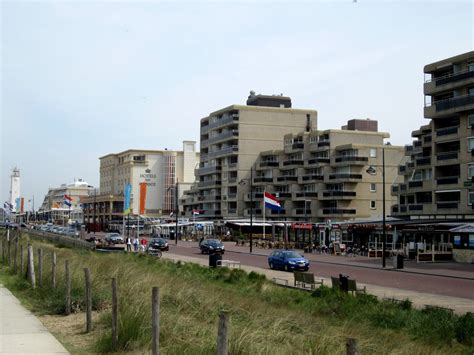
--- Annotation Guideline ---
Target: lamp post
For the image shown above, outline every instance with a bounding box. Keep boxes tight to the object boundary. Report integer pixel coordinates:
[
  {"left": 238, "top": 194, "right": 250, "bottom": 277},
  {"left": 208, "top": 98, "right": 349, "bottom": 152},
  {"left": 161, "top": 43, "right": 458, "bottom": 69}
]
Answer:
[
  {"left": 175, "top": 179, "right": 179, "bottom": 245},
  {"left": 239, "top": 167, "right": 253, "bottom": 253}
]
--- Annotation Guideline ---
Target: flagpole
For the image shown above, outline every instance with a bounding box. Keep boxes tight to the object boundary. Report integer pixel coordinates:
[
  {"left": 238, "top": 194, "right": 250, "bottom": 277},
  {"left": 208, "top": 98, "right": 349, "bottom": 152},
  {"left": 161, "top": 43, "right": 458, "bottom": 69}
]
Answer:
[{"left": 263, "top": 189, "right": 265, "bottom": 241}]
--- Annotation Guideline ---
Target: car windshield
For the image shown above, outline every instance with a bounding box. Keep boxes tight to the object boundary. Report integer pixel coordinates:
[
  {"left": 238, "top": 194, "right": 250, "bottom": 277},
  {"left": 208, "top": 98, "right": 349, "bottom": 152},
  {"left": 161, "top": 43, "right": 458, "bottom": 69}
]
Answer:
[
  {"left": 283, "top": 251, "right": 303, "bottom": 259},
  {"left": 151, "top": 239, "right": 165, "bottom": 244},
  {"left": 207, "top": 240, "right": 222, "bottom": 246}
]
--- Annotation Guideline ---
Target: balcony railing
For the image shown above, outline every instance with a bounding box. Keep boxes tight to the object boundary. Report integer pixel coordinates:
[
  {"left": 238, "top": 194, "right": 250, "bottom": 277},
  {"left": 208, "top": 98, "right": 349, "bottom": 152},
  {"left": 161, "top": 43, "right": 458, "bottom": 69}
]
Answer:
[
  {"left": 302, "top": 174, "right": 324, "bottom": 181},
  {"left": 276, "top": 176, "right": 298, "bottom": 182},
  {"left": 295, "top": 209, "right": 312, "bottom": 215},
  {"left": 259, "top": 161, "right": 279, "bottom": 168},
  {"left": 208, "top": 145, "right": 238, "bottom": 159},
  {"left": 275, "top": 192, "right": 292, "bottom": 198},
  {"left": 436, "top": 152, "right": 458, "bottom": 161},
  {"left": 322, "top": 208, "right": 356, "bottom": 215},
  {"left": 334, "top": 156, "right": 369, "bottom": 163},
  {"left": 436, "top": 126, "right": 458, "bottom": 137},
  {"left": 227, "top": 193, "right": 237, "bottom": 199},
  {"left": 208, "top": 113, "right": 239, "bottom": 129},
  {"left": 197, "top": 165, "right": 221, "bottom": 175},
  {"left": 328, "top": 173, "right": 362, "bottom": 180},
  {"left": 271, "top": 209, "right": 286, "bottom": 215},
  {"left": 416, "top": 157, "right": 431, "bottom": 166},
  {"left": 408, "top": 181, "right": 423, "bottom": 188},
  {"left": 198, "top": 180, "right": 222, "bottom": 188},
  {"left": 308, "top": 158, "right": 330, "bottom": 165},
  {"left": 408, "top": 204, "right": 424, "bottom": 211},
  {"left": 318, "top": 141, "right": 330, "bottom": 147},
  {"left": 432, "top": 94, "right": 474, "bottom": 112},
  {"left": 291, "top": 142, "right": 305, "bottom": 150},
  {"left": 436, "top": 176, "right": 459, "bottom": 185},
  {"left": 208, "top": 130, "right": 239, "bottom": 144},
  {"left": 432, "top": 69, "right": 474, "bottom": 86},
  {"left": 283, "top": 159, "right": 304, "bottom": 166},
  {"left": 423, "top": 135, "right": 432, "bottom": 144},
  {"left": 198, "top": 195, "right": 221, "bottom": 202},
  {"left": 437, "top": 202, "right": 459, "bottom": 209},
  {"left": 295, "top": 192, "right": 318, "bottom": 198},
  {"left": 253, "top": 177, "right": 273, "bottom": 183},
  {"left": 322, "top": 191, "right": 356, "bottom": 198}
]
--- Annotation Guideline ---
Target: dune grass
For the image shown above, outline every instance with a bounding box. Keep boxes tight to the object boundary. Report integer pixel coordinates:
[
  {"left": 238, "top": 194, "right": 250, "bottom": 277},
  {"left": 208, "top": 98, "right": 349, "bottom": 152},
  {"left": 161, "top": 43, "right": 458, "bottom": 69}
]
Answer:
[{"left": 0, "top": 231, "right": 473, "bottom": 354}]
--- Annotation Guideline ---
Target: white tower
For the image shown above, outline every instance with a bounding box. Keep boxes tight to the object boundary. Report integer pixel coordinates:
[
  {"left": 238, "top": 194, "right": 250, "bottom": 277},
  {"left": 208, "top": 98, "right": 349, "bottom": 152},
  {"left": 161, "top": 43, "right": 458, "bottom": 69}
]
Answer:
[{"left": 10, "top": 167, "right": 20, "bottom": 212}]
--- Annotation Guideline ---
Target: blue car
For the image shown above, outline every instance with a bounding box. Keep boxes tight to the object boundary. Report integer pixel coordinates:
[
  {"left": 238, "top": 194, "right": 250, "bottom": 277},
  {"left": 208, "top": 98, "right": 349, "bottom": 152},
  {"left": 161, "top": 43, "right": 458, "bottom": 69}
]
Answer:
[{"left": 268, "top": 250, "right": 310, "bottom": 271}]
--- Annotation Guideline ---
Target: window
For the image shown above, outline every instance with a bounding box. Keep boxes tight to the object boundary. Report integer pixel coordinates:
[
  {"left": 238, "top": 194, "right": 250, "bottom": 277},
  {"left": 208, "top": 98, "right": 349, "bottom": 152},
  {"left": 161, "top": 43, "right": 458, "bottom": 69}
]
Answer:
[
  {"left": 309, "top": 136, "right": 318, "bottom": 144},
  {"left": 468, "top": 114, "right": 474, "bottom": 128},
  {"left": 370, "top": 201, "right": 376, "bottom": 209},
  {"left": 469, "top": 164, "right": 474, "bottom": 179},
  {"left": 369, "top": 148, "right": 377, "bottom": 158},
  {"left": 468, "top": 137, "right": 474, "bottom": 151},
  {"left": 370, "top": 183, "right": 376, "bottom": 192},
  {"left": 469, "top": 62, "right": 474, "bottom": 72},
  {"left": 469, "top": 190, "right": 474, "bottom": 205}
]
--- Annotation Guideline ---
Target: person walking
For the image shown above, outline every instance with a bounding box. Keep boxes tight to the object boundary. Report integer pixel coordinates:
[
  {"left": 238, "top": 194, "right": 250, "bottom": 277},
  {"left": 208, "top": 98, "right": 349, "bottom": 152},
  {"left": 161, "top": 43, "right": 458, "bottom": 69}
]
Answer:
[
  {"left": 133, "top": 237, "right": 139, "bottom": 252},
  {"left": 126, "top": 236, "right": 132, "bottom": 252}
]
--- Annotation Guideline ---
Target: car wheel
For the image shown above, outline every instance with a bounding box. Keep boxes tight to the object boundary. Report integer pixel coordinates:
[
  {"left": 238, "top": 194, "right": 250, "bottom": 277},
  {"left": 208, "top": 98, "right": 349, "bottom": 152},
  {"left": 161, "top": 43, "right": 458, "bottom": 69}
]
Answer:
[{"left": 269, "top": 262, "right": 274, "bottom": 270}]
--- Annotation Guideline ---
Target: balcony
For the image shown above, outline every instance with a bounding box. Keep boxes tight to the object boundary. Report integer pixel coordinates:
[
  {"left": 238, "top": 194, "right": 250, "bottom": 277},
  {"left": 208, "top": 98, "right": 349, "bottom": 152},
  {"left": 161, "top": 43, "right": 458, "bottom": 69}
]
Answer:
[
  {"left": 291, "top": 142, "right": 305, "bottom": 150},
  {"left": 197, "top": 180, "right": 222, "bottom": 188},
  {"left": 200, "top": 124, "right": 209, "bottom": 134},
  {"left": 199, "top": 210, "right": 221, "bottom": 217},
  {"left": 244, "top": 209, "right": 262, "bottom": 216},
  {"left": 294, "top": 209, "right": 312, "bottom": 215},
  {"left": 328, "top": 173, "right": 362, "bottom": 181},
  {"left": 198, "top": 195, "right": 221, "bottom": 202},
  {"left": 201, "top": 139, "right": 209, "bottom": 149},
  {"left": 295, "top": 192, "right": 318, "bottom": 198},
  {"left": 226, "top": 193, "right": 237, "bottom": 200},
  {"left": 197, "top": 165, "right": 222, "bottom": 175},
  {"left": 208, "top": 145, "right": 239, "bottom": 159},
  {"left": 245, "top": 193, "right": 264, "bottom": 201},
  {"left": 408, "top": 204, "right": 424, "bottom": 212},
  {"left": 227, "top": 177, "right": 238, "bottom": 184},
  {"left": 408, "top": 180, "right": 423, "bottom": 189},
  {"left": 259, "top": 161, "right": 279, "bottom": 168},
  {"left": 275, "top": 192, "right": 292, "bottom": 198},
  {"left": 322, "top": 208, "right": 356, "bottom": 215},
  {"left": 426, "top": 94, "right": 474, "bottom": 117},
  {"left": 436, "top": 126, "right": 458, "bottom": 138},
  {"left": 437, "top": 202, "right": 459, "bottom": 210},
  {"left": 227, "top": 208, "right": 237, "bottom": 215},
  {"left": 334, "top": 156, "right": 368, "bottom": 165},
  {"left": 208, "top": 130, "right": 239, "bottom": 144},
  {"left": 301, "top": 174, "right": 324, "bottom": 182},
  {"left": 276, "top": 176, "right": 298, "bottom": 182},
  {"left": 432, "top": 69, "right": 474, "bottom": 87},
  {"left": 322, "top": 191, "right": 356, "bottom": 198},
  {"left": 208, "top": 113, "right": 239, "bottom": 130},
  {"left": 307, "top": 158, "right": 330, "bottom": 165},
  {"left": 318, "top": 140, "right": 330, "bottom": 147},
  {"left": 415, "top": 157, "right": 431, "bottom": 166},
  {"left": 282, "top": 159, "right": 304, "bottom": 167},
  {"left": 436, "top": 176, "right": 459, "bottom": 185},
  {"left": 423, "top": 135, "right": 432, "bottom": 145},
  {"left": 271, "top": 209, "right": 287, "bottom": 215},
  {"left": 253, "top": 177, "right": 273, "bottom": 184},
  {"left": 436, "top": 151, "right": 458, "bottom": 162}
]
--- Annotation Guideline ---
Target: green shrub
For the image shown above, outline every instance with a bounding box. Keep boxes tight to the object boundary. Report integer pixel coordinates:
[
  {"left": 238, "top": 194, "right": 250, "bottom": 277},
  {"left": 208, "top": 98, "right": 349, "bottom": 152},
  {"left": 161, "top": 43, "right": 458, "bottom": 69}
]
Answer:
[{"left": 455, "top": 312, "right": 474, "bottom": 345}]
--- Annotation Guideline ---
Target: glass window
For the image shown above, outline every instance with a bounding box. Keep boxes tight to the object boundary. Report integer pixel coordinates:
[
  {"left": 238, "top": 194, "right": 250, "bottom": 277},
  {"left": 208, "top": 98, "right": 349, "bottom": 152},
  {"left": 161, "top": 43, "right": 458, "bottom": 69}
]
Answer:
[
  {"left": 370, "top": 183, "right": 376, "bottom": 192},
  {"left": 369, "top": 148, "right": 377, "bottom": 158},
  {"left": 469, "top": 190, "right": 474, "bottom": 205},
  {"left": 468, "top": 138, "right": 474, "bottom": 151},
  {"left": 370, "top": 201, "right": 376, "bottom": 209},
  {"left": 468, "top": 115, "right": 474, "bottom": 127}
]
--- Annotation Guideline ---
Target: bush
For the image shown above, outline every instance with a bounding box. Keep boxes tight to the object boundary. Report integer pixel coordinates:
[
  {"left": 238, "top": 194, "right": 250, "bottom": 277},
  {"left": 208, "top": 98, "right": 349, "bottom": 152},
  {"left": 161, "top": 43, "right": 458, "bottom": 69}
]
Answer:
[
  {"left": 410, "top": 306, "right": 456, "bottom": 344},
  {"left": 455, "top": 312, "right": 474, "bottom": 345}
]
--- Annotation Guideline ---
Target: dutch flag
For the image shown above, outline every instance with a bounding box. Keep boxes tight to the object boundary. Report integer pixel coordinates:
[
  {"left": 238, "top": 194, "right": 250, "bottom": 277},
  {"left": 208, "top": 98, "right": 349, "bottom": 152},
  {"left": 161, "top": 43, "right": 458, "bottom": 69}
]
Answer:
[
  {"left": 192, "top": 210, "right": 201, "bottom": 216},
  {"left": 264, "top": 192, "right": 282, "bottom": 211},
  {"left": 64, "top": 194, "right": 72, "bottom": 202}
]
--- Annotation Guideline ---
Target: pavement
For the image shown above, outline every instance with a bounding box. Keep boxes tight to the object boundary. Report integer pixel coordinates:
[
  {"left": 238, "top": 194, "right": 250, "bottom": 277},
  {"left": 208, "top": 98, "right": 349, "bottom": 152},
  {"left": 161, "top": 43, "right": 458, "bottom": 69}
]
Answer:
[
  {"left": 159, "top": 244, "right": 474, "bottom": 315},
  {"left": 0, "top": 285, "right": 69, "bottom": 354}
]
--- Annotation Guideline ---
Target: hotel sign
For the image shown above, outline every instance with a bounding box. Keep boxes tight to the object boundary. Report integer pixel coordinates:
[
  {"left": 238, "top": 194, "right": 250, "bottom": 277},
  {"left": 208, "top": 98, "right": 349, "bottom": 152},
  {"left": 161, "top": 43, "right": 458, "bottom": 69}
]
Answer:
[{"left": 140, "top": 168, "right": 157, "bottom": 186}]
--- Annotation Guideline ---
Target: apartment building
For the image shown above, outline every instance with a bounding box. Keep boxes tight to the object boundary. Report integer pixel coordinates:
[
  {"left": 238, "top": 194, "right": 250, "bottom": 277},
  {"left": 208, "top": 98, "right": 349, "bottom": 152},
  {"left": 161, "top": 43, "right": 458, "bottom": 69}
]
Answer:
[
  {"left": 38, "top": 179, "right": 94, "bottom": 223},
  {"left": 248, "top": 119, "right": 404, "bottom": 222},
  {"left": 83, "top": 141, "right": 199, "bottom": 229},
  {"left": 181, "top": 92, "right": 317, "bottom": 218},
  {"left": 393, "top": 51, "right": 474, "bottom": 220}
]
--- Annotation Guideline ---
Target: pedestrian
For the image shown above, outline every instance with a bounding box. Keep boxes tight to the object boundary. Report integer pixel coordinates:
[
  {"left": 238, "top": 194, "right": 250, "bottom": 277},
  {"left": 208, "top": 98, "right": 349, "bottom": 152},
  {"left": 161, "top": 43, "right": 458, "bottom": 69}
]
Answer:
[
  {"left": 126, "top": 236, "right": 132, "bottom": 252},
  {"left": 133, "top": 237, "right": 139, "bottom": 252},
  {"left": 140, "top": 238, "right": 147, "bottom": 252}
]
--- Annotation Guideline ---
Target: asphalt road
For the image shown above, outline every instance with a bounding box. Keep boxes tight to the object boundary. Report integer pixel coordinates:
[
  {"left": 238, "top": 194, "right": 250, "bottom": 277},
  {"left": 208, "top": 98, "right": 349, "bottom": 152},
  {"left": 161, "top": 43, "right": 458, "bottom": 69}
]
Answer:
[{"left": 167, "top": 242, "right": 474, "bottom": 300}]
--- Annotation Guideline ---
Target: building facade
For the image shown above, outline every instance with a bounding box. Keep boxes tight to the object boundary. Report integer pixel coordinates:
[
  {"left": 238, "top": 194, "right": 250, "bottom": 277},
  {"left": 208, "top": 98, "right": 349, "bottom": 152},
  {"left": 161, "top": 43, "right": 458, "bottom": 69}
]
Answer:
[
  {"left": 83, "top": 141, "right": 199, "bottom": 229},
  {"left": 247, "top": 119, "right": 404, "bottom": 223},
  {"left": 393, "top": 51, "right": 474, "bottom": 220},
  {"left": 9, "top": 167, "right": 20, "bottom": 212},
  {"left": 38, "top": 179, "right": 94, "bottom": 223},
  {"left": 182, "top": 93, "right": 317, "bottom": 219}
]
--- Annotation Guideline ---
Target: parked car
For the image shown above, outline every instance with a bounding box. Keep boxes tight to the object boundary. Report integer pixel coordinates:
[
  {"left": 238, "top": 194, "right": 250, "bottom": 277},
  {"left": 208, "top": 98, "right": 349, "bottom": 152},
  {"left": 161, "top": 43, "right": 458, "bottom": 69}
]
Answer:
[
  {"left": 268, "top": 250, "right": 310, "bottom": 271},
  {"left": 147, "top": 238, "right": 169, "bottom": 252},
  {"left": 199, "top": 239, "right": 225, "bottom": 254},
  {"left": 104, "top": 233, "right": 124, "bottom": 244}
]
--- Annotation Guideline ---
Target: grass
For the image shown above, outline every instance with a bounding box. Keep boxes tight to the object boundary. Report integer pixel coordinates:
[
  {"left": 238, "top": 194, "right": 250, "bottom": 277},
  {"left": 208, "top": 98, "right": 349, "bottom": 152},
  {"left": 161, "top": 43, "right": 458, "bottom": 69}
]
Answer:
[{"left": 1, "top": 230, "right": 474, "bottom": 354}]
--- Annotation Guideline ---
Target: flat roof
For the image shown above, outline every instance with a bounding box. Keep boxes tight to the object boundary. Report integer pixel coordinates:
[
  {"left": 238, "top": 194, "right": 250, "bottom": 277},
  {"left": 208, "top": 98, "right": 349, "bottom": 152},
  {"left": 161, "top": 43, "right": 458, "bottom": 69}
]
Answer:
[{"left": 424, "top": 51, "right": 474, "bottom": 73}]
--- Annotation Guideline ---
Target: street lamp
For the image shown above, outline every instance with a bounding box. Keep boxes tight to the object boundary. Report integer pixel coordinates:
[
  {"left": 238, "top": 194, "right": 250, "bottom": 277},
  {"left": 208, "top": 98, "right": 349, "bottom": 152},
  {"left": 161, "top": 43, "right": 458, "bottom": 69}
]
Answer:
[
  {"left": 239, "top": 167, "right": 253, "bottom": 253},
  {"left": 366, "top": 147, "right": 386, "bottom": 268},
  {"left": 167, "top": 180, "right": 179, "bottom": 245}
]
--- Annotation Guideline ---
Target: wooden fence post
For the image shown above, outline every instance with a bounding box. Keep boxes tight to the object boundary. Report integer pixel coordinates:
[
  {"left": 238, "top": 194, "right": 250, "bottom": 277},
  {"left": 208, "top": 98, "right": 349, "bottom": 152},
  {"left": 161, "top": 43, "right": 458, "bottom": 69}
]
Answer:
[
  {"left": 27, "top": 244, "right": 36, "bottom": 288},
  {"left": 20, "top": 245, "right": 24, "bottom": 277},
  {"left": 151, "top": 286, "right": 160, "bottom": 355},
  {"left": 111, "top": 278, "right": 118, "bottom": 350},
  {"left": 84, "top": 268, "right": 92, "bottom": 332},
  {"left": 13, "top": 236, "right": 19, "bottom": 273},
  {"left": 65, "top": 260, "right": 71, "bottom": 315},
  {"left": 7, "top": 231, "right": 11, "bottom": 267},
  {"left": 52, "top": 252, "right": 57, "bottom": 288},
  {"left": 346, "top": 337, "right": 358, "bottom": 355},
  {"left": 217, "top": 310, "right": 229, "bottom": 355},
  {"left": 38, "top": 249, "right": 43, "bottom": 288}
]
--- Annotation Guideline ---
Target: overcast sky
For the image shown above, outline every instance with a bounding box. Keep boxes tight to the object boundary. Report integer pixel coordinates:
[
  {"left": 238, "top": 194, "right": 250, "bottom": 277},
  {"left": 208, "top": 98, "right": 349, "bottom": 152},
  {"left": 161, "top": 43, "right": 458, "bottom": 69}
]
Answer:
[{"left": 1, "top": 0, "right": 473, "bottom": 209}]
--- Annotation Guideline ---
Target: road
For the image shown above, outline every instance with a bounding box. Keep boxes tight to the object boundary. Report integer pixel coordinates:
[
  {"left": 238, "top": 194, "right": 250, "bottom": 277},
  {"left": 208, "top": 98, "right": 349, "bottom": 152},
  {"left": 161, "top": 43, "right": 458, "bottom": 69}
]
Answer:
[{"left": 167, "top": 242, "right": 474, "bottom": 300}]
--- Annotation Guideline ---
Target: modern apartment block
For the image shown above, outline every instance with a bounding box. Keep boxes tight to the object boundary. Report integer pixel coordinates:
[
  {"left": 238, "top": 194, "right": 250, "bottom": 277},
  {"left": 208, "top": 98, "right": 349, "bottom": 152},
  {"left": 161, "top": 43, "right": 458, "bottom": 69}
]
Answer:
[
  {"left": 392, "top": 51, "right": 474, "bottom": 220},
  {"left": 248, "top": 119, "right": 404, "bottom": 222},
  {"left": 83, "top": 141, "right": 199, "bottom": 228},
  {"left": 181, "top": 93, "right": 317, "bottom": 218}
]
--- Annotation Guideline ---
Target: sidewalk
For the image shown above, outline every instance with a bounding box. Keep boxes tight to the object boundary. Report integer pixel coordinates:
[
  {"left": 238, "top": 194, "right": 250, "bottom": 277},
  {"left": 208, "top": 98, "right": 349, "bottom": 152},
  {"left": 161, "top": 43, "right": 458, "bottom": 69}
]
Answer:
[
  {"left": 0, "top": 285, "right": 69, "bottom": 354},
  {"left": 161, "top": 251, "right": 474, "bottom": 315}
]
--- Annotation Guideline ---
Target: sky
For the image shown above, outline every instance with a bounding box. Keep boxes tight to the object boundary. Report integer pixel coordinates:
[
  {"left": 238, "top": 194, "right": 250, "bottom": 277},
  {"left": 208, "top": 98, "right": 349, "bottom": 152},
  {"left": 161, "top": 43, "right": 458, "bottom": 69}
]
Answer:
[{"left": 1, "top": 0, "right": 473, "bottom": 210}]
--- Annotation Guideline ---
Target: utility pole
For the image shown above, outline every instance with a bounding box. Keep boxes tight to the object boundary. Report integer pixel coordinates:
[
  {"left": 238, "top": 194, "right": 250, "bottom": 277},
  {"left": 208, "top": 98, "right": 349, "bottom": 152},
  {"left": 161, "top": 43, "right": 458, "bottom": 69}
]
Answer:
[
  {"left": 250, "top": 168, "right": 253, "bottom": 254},
  {"left": 382, "top": 147, "right": 386, "bottom": 268},
  {"left": 175, "top": 179, "right": 179, "bottom": 245}
]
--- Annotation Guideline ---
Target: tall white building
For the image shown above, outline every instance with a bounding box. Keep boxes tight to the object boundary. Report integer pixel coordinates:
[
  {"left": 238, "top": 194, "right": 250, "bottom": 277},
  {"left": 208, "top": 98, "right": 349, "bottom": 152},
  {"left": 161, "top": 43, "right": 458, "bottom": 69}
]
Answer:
[{"left": 9, "top": 167, "right": 20, "bottom": 212}]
